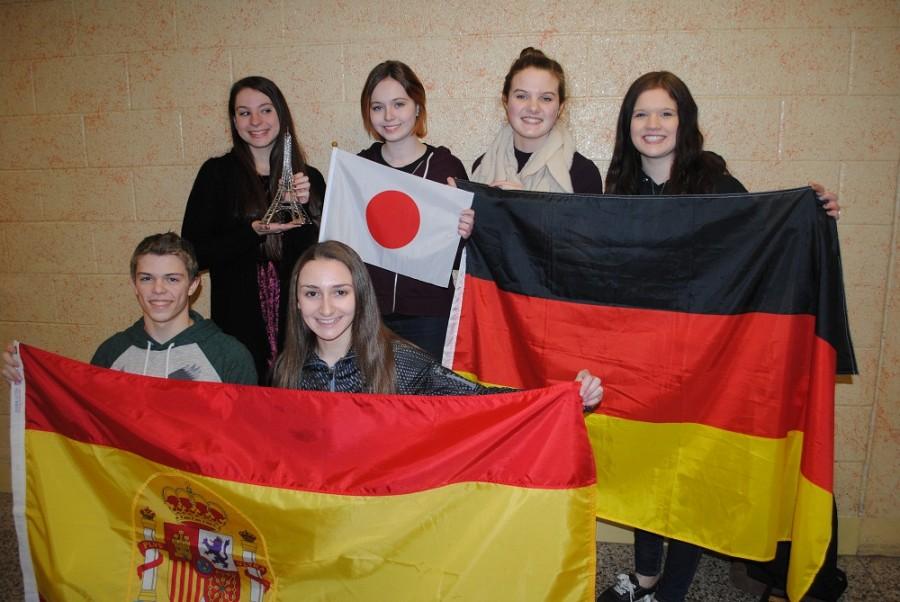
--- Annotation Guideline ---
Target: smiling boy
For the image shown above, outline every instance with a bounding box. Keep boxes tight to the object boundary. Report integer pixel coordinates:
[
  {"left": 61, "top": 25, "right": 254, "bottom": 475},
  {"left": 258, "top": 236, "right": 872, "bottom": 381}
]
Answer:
[{"left": 89, "top": 232, "right": 257, "bottom": 384}]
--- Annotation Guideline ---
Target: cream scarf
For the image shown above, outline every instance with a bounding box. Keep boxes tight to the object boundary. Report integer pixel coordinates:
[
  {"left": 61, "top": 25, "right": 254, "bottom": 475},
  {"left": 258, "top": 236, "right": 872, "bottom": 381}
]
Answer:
[{"left": 472, "top": 122, "right": 575, "bottom": 193}]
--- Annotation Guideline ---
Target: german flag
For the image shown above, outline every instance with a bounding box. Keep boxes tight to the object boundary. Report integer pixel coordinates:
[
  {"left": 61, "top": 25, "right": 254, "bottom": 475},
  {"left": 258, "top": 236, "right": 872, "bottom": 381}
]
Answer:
[
  {"left": 447, "top": 182, "right": 856, "bottom": 601},
  {"left": 11, "top": 344, "right": 597, "bottom": 601}
]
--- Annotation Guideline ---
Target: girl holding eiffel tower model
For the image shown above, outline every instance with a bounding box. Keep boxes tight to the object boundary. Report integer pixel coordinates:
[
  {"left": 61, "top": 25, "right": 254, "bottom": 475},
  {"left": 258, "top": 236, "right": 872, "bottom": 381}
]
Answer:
[{"left": 182, "top": 76, "right": 325, "bottom": 383}]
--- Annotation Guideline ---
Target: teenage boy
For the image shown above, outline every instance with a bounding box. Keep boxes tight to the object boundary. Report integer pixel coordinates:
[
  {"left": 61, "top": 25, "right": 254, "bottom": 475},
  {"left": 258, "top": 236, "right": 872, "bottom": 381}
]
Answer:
[{"left": 3, "top": 232, "right": 257, "bottom": 385}]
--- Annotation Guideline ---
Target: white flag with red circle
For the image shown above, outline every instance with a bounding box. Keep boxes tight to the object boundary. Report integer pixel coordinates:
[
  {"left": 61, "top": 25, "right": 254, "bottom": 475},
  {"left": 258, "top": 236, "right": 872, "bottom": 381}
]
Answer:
[{"left": 319, "top": 147, "right": 473, "bottom": 287}]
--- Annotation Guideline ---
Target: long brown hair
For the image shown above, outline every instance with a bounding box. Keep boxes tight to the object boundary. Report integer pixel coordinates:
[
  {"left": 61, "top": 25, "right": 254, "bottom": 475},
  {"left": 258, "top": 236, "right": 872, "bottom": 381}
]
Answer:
[
  {"left": 360, "top": 60, "right": 428, "bottom": 141},
  {"left": 271, "top": 241, "right": 396, "bottom": 393},
  {"left": 227, "top": 76, "right": 322, "bottom": 258},
  {"left": 605, "top": 71, "right": 729, "bottom": 195}
]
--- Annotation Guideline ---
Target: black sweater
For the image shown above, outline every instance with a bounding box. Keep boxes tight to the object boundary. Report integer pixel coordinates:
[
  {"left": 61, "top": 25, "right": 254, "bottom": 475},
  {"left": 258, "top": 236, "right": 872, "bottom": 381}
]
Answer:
[{"left": 181, "top": 151, "right": 325, "bottom": 382}]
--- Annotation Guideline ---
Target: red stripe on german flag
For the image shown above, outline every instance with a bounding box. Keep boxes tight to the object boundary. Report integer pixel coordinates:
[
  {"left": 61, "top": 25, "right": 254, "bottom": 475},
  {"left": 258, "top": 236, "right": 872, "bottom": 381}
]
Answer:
[{"left": 451, "top": 275, "right": 836, "bottom": 492}]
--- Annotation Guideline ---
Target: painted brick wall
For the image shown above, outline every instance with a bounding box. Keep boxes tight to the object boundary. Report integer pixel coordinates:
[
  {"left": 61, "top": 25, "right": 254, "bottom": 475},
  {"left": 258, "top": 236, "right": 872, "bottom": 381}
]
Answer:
[{"left": 0, "top": 0, "right": 897, "bottom": 554}]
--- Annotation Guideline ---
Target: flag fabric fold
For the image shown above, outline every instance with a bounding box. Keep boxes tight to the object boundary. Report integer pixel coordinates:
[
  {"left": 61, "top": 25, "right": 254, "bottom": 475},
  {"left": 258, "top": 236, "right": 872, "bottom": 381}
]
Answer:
[
  {"left": 12, "top": 343, "right": 597, "bottom": 601},
  {"left": 447, "top": 181, "right": 856, "bottom": 601},
  {"left": 319, "top": 147, "right": 473, "bottom": 287}
]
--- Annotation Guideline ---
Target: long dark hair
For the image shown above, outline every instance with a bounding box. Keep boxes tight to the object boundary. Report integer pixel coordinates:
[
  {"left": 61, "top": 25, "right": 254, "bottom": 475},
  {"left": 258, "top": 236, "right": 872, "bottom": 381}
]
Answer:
[
  {"left": 605, "top": 71, "right": 729, "bottom": 195},
  {"left": 271, "top": 241, "right": 396, "bottom": 393},
  {"left": 360, "top": 61, "right": 428, "bottom": 141},
  {"left": 227, "top": 76, "right": 321, "bottom": 258}
]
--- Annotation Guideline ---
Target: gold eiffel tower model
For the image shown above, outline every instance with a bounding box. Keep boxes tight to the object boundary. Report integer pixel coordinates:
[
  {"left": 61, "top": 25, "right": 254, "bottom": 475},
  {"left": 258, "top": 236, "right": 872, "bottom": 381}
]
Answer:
[{"left": 261, "top": 132, "right": 311, "bottom": 225}]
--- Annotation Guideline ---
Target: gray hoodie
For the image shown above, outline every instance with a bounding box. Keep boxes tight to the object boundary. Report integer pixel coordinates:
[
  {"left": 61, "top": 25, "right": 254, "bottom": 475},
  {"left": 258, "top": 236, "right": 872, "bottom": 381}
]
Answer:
[{"left": 90, "top": 310, "right": 257, "bottom": 385}]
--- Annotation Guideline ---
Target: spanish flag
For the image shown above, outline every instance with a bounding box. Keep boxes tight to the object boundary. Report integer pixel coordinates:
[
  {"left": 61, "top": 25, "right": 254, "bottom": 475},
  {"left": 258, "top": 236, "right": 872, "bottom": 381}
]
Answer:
[
  {"left": 11, "top": 343, "right": 597, "bottom": 601},
  {"left": 447, "top": 182, "right": 856, "bottom": 601}
]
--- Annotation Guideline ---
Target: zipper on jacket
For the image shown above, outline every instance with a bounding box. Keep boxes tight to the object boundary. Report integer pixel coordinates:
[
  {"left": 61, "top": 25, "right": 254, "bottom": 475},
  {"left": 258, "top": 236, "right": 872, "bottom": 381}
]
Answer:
[{"left": 329, "top": 366, "right": 336, "bottom": 392}]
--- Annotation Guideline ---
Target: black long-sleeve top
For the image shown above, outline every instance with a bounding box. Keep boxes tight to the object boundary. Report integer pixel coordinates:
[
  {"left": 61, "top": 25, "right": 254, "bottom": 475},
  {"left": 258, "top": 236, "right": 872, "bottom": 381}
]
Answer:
[{"left": 181, "top": 150, "right": 325, "bottom": 382}]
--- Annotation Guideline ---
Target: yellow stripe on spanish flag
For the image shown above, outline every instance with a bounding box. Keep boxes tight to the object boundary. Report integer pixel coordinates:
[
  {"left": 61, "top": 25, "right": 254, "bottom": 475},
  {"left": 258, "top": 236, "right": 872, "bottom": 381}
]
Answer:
[
  {"left": 27, "top": 432, "right": 596, "bottom": 601},
  {"left": 13, "top": 344, "right": 598, "bottom": 601}
]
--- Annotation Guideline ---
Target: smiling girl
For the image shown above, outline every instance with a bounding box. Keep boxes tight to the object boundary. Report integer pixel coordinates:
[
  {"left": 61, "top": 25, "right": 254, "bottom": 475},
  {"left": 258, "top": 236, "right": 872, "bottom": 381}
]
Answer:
[
  {"left": 605, "top": 72, "right": 746, "bottom": 200},
  {"left": 271, "top": 241, "right": 603, "bottom": 406},
  {"left": 181, "top": 76, "right": 325, "bottom": 383},
  {"left": 356, "top": 61, "right": 474, "bottom": 361},
  {"left": 473, "top": 47, "right": 603, "bottom": 194},
  {"left": 599, "top": 70, "right": 839, "bottom": 602}
]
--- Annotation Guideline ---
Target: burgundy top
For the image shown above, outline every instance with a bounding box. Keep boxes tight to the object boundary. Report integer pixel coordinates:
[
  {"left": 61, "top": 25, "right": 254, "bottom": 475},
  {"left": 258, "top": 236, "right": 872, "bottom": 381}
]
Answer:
[{"left": 357, "top": 142, "right": 469, "bottom": 317}]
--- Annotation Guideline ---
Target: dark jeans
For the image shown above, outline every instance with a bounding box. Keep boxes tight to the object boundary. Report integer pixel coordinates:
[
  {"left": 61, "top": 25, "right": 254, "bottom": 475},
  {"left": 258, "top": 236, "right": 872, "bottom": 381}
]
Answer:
[
  {"left": 634, "top": 529, "right": 702, "bottom": 602},
  {"left": 383, "top": 314, "right": 449, "bottom": 362}
]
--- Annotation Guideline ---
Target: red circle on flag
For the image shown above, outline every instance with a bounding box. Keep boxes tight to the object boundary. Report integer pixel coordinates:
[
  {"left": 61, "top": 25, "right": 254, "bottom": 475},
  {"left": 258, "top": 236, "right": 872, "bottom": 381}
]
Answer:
[{"left": 365, "top": 190, "right": 420, "bottom": 249}]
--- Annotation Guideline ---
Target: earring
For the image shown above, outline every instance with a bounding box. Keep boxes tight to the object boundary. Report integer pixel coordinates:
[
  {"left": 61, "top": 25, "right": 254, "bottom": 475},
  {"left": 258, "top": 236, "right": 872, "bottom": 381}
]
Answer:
[{"left": 416, "top": 107, "right": 420, "bottom": 117}]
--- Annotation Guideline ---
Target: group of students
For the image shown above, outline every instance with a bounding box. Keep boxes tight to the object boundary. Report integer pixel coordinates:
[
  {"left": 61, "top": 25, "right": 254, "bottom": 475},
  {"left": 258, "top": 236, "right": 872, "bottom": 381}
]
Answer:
[{"left": 4, "top": 46, "right": 842, "bottom": 602}]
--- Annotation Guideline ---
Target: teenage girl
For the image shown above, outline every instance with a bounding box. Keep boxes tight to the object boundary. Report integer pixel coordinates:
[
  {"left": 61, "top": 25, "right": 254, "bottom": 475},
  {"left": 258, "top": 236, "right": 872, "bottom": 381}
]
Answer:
[
  {"left": 356, "top": 61, "right": 474, "bottom": 360},
  {"left": 473, "top": 47, "right": 603, "bottom": 194},
  {"left": 182, "top": 76, "right": 324, "bottom": 382},
  {"left": 598, "top": 70, "right": 839, "bottom": 602},
  {"left": 271, "top": 240, "right": 603, "bottom": 407}
]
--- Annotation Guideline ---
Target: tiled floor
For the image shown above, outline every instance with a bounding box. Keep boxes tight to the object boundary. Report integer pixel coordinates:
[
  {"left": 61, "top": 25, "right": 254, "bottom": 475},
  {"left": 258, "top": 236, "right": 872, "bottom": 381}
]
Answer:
[{"left": 2, "top": 492, "right": 896, "bottom": 600}]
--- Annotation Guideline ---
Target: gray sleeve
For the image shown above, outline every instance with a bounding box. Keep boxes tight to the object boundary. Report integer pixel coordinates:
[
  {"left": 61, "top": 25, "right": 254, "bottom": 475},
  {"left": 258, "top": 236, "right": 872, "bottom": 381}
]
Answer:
[{"left": 419, "top": 362, "right": 514, "bottom": 396}]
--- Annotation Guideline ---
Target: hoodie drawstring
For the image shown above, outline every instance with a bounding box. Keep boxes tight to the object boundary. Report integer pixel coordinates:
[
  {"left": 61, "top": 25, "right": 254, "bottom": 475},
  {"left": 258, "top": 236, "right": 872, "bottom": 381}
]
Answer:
[
  {"left": 164, "top": 343, "right": 174, "bottom": 378},
  {"left": 421, "top": 151, "right": 433, "bottom": 180},
  {"left": 143, "top": 340, "right": 174, "bottom": 378}
]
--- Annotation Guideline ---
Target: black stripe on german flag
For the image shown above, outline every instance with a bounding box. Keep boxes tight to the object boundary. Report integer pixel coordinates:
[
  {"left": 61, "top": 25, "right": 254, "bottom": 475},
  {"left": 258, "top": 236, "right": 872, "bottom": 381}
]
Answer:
[{"left": 455, "top": 182, "right": 856, "bottom": 375}]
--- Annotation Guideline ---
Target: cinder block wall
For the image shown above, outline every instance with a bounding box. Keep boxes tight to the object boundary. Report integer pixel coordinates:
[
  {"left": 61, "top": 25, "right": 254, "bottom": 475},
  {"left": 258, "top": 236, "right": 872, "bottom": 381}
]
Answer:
[{"left": 1, "top": 0, "right": 897, "bottom": 555}]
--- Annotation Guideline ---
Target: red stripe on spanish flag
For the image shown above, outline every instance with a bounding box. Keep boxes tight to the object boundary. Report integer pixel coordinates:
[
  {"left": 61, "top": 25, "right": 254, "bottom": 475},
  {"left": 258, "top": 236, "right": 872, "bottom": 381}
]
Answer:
[
  {"left": 448, "top": 182, "right": 855, "bottom": 601},
  {"left": 23, "top": 344, "right": 593, "bottom": 494},
  {"left": 12, "top": 344, "right": 597, "bottom": 601}
]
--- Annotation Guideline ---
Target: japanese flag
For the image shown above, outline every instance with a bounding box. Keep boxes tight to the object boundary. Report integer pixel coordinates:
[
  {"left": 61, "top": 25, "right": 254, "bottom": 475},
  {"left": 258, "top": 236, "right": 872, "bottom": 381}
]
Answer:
[{"left": 319, "top": 148, "right": 473, "bottom": 287}]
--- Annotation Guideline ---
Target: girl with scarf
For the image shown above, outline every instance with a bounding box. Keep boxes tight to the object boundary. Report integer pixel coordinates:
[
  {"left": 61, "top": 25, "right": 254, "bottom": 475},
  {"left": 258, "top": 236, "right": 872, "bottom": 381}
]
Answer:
[{"left": 473, "top": 47, "right": 603, "bottom": 194}]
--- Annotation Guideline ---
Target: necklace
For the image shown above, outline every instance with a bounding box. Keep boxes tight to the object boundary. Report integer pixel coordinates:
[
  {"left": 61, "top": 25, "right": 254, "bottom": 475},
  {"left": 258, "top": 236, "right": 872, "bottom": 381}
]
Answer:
[{"left": 641, "top": 175, "right": 668, "bottom": 195}]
